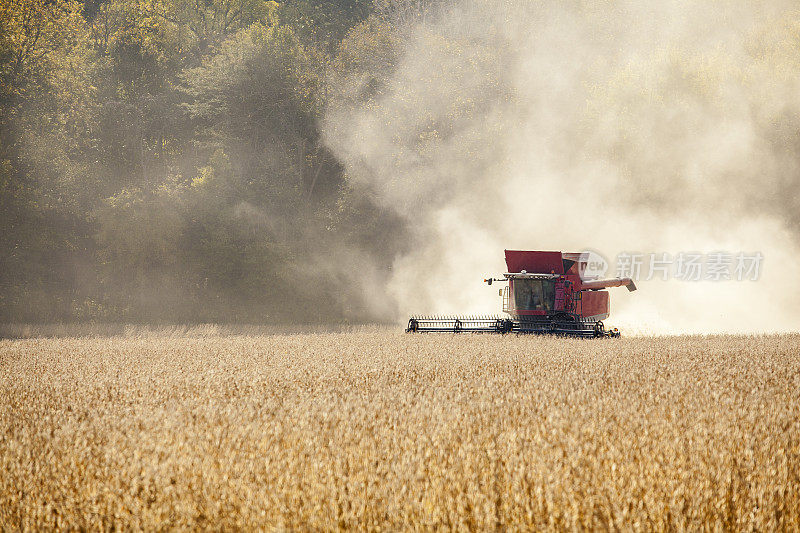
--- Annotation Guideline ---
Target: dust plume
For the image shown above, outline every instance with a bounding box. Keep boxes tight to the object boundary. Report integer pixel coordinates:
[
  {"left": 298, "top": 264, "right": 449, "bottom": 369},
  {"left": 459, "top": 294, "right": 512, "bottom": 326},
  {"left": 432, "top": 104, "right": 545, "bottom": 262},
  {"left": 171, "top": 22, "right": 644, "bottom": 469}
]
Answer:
[{"left": 324, "top": 0, "right": 800, "bottom": 334}]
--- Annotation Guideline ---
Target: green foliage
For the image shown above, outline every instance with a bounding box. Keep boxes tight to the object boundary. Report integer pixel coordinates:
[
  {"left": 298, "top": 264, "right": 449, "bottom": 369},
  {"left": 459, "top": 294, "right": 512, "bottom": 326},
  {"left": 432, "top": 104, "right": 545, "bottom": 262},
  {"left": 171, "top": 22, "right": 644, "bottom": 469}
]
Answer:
[
  {"left": 184, "top": 22, "right": 322, "bottom": 140},
  {"left": 0, "top": 0, "right": 409, "bottom": 323},
  {"left": 327, "top": 15, "right": 398, "bottom": 105},
  {"left": 1, "top": 0, "right": 87, "bottom": 100},
  {"left": 279, "top": 0, "right": 372, "bottom": 53},
  {"left": 171, "top": 0, "right": 280, "bottom": 56}
]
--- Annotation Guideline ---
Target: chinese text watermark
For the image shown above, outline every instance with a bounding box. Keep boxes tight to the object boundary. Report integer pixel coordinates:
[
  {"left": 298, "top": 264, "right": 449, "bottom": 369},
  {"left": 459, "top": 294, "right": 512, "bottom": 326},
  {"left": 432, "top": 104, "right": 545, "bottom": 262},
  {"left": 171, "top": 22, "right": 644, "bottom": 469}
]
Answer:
[{"left": 610, "top": 252, "right": 763, "bottom": 281}]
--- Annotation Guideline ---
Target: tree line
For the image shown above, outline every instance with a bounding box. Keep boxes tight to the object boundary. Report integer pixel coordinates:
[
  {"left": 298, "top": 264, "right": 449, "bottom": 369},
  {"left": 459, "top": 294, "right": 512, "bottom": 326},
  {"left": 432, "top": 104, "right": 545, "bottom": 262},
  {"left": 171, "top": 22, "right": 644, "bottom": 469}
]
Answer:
[{"left": 0, "top": 0, "right": 419, "bottom": 323}]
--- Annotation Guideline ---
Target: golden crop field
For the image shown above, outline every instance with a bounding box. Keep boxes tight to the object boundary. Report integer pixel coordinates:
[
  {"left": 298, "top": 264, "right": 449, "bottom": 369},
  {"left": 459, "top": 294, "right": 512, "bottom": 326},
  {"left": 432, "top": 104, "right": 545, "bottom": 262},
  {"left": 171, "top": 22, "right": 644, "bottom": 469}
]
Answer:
[{"left": 1, "top": 328, "right": 799, "bottom": 530}]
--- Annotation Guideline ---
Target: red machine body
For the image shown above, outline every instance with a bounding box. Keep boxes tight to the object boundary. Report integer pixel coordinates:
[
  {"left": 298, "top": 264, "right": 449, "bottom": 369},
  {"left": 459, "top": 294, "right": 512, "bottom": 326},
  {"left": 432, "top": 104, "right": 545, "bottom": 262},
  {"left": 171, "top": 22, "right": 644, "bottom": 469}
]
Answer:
[
  {"left": 502, "top": 250, "right": 633, "bottom": 321},
  {"left": 407, "top": 250, "right": 636, "bottom": 337}
]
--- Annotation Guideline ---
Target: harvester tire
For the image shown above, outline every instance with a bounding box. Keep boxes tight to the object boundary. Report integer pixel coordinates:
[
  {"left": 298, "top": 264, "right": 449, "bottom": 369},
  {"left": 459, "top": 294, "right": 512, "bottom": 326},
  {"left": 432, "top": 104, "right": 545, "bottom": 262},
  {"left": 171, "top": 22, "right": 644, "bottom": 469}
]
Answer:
[
  {"left": 494, "top": 319, "right": 513, "bottom": 334},
  {"left": 593, "top": 321, "right": 605, "bottom": 338}
]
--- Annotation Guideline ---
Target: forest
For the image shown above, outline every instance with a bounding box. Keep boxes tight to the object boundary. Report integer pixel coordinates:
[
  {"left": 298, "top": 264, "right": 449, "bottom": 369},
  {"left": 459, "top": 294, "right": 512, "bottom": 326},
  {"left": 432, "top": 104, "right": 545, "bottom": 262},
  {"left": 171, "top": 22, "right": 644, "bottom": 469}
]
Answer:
[{"left": 1, "top": 0, "right": 420, "bottom": 323}]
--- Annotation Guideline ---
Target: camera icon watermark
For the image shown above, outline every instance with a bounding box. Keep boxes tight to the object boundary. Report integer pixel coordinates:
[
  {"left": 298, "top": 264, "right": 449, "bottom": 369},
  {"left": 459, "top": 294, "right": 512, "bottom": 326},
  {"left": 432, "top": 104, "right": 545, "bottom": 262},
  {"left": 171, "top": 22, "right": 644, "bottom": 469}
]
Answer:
[{"left": 578, "top": 250, "right": 609, "bottom": 280}]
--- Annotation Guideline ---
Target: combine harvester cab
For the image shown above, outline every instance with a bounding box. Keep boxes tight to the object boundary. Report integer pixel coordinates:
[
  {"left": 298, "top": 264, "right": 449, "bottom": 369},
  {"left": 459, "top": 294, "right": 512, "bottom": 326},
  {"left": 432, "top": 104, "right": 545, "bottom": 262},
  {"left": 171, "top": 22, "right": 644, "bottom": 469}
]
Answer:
[{"left": 407, "top": 250, "right": 636, "bottom": 337}]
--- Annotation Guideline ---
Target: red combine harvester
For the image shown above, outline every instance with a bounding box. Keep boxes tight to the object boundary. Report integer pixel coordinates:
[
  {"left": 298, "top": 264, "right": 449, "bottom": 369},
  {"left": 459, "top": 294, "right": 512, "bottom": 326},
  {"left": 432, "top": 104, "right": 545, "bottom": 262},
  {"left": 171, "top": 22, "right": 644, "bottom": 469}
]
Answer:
[{"left": 407, "top": 250, "right": 637, "bottom": 337}]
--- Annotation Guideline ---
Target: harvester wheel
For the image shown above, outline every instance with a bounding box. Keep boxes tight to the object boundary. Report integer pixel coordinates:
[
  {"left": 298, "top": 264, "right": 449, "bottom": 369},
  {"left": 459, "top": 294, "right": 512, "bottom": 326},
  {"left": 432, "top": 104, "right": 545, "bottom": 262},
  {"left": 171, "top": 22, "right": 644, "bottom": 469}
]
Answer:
[
  {"left": 494, "top": 319, "right": 513, "bottom": 334},
  {"left": 593, "top": 321, "right": 605, "bottom": 338},
  {"left": 552, "top": 312, "right": 578, "bottom": 329}
]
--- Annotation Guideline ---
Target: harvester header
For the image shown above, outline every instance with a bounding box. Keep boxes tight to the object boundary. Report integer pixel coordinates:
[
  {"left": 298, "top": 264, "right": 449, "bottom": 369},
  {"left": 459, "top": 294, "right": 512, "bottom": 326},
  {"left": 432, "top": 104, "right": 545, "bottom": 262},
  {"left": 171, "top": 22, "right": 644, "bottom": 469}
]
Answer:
[{"left": 407, "top": 250, "right": 637, "bottom": 337}]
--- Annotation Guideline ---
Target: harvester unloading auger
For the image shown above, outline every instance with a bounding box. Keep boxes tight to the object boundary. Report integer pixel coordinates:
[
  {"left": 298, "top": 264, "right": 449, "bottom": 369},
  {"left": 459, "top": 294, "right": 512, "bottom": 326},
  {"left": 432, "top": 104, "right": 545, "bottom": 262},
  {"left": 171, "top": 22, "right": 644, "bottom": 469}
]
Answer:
[{"left": 407, "top": 250, "right": 637, "bottom": 337}]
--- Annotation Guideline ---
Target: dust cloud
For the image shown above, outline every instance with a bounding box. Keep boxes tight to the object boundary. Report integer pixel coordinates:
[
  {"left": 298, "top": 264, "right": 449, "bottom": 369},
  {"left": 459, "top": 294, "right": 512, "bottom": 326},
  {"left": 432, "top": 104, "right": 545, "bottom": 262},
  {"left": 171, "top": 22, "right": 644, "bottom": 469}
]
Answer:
[{"left": 323, "top": 0, "right": 800, "bottom": 334}]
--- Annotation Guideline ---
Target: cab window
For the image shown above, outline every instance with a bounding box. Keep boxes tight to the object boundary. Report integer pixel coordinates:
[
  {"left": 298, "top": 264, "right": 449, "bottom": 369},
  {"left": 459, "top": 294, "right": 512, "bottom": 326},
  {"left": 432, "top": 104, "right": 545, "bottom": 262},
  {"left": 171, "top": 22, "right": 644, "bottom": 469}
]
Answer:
[{"left": 513, "top": 279, "right": 555, "bottom": 311}]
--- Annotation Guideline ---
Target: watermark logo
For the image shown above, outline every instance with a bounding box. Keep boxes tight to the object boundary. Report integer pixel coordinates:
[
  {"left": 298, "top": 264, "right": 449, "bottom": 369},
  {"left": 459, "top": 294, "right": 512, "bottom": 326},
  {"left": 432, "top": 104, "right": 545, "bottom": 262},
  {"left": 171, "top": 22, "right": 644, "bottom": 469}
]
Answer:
[
  {"left": 578, "top": 250, "right": 609, "bottom": 280},
  {"left": 611, "top": 251, "right": 763, "bottom": 281}
]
